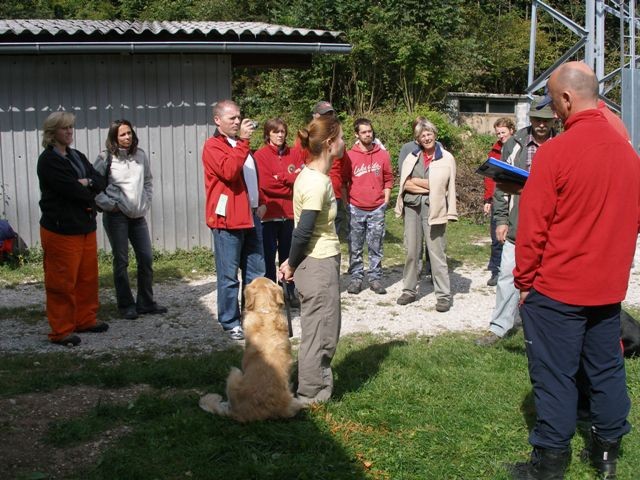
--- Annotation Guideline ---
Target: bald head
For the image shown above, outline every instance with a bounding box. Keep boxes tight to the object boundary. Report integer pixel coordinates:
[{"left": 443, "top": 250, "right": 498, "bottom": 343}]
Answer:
[
  {"left": 547, "top": 62, "right": 599, "bottom": 121},
  {"left": 213, "top": 99, "right": 239, "bottom": 118},
  {"left": 553, "top": 62, "right": 598, "bottom": 100}
]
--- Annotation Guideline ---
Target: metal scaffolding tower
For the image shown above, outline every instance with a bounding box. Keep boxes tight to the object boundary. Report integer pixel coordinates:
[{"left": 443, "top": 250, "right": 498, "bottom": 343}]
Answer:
[{"left": 527, "top": 0, "right": 639, "bottom": 153}]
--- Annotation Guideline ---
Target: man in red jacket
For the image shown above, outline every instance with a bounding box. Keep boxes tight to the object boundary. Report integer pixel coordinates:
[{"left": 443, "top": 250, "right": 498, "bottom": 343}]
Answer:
[
  {"left": 509, "top": 62, "right": 640, "bottom": 479},
  {"left": 202, "top": 100, "right": 266, "bottom": 341},
  {"left": 345, "top": 118, "right": 393, "bottom": 295}
]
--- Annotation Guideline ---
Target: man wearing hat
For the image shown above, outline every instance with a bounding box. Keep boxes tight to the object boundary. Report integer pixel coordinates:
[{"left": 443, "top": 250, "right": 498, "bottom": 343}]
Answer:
[
  {"left": 475, "top": 97, "right": 556, "bottom": 346},
  {"left": 310, "top": 101, "right": 352, "bottom": 241}
]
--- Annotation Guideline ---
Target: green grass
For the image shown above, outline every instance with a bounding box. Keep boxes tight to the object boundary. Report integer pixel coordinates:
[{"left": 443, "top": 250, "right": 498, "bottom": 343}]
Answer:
[
  {"left": 0, "top": 246, "right": 215, "bottom": 288},
  {"left": 1, "top": 215, "right": 490, "bottom": 287},
  {"left": 2, "top": 333, "right": 639, "bottom": 479}
]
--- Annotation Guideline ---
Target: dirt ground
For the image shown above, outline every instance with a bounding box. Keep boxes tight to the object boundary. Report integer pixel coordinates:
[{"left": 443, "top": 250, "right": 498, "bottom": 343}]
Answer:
[{"left": 0, "top": 385, "right": 153, "bottom": 479}]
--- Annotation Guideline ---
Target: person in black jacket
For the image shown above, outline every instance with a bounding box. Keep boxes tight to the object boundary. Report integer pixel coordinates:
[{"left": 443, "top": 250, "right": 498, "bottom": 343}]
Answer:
[{"left": 37, "top": 112, "right": 108, "bottom": 347}]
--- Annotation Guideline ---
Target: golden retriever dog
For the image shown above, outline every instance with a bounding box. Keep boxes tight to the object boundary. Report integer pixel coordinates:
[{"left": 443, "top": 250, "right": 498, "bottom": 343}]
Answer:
[{"left": 199, "top": 277, "right": 303, "bottom": 422}]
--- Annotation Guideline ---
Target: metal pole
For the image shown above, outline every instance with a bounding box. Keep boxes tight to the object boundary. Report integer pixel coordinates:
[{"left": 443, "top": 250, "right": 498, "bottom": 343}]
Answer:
[
  {"left": 585, "top": 0, "right": 596, "bottom": 68},
  {"left": 595, "top": 0, "right": 606, "bottom": 86},
  {"left": 528, "top": 1, "right": 539, "bottom": 88}
]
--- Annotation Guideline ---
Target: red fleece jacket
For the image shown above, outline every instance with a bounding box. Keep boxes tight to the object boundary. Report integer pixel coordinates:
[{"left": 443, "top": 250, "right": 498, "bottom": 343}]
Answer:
[
  {"left": 347, "top": 143, "right": 393, "bottom": 210},
  {"left": 254, "top": 144, "right": 304, "bottom": 220},
  {"left": 514, "top": 109, "right": 640, "bottom": 305},
  {"left": 483, "top": 140, "right": 503, "bottom": 202},
  {"left": 202, "top": 133, "right": 254, "bottom": 229}
]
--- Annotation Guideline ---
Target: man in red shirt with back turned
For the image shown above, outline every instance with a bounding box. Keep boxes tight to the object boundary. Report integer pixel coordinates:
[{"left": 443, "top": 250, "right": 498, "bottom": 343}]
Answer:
[{"left": 509, "top": 62, "right": 640, "bottom": 479}]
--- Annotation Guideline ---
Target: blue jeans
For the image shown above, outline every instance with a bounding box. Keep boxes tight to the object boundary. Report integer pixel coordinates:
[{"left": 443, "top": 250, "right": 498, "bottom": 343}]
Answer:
[
  {"left": 103, "top": 212, "right": 155, "bottom": 311},
  {"left": 262, "top": 219, "right": 295, "bottom": 297},
  {"left": 212, "top": 215, "right": 265, "bottom": 330},
  {"left": 521, "top": 289, "right": 631, "bottom": 448}
]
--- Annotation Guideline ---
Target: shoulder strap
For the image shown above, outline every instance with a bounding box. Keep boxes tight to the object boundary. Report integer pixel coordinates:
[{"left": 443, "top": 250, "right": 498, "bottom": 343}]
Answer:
[{"left": 104, "top": 151, "right": 112, "bottom": 184}]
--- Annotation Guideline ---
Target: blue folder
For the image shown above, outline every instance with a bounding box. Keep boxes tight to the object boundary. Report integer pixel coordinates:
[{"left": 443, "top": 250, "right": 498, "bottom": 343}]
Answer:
[{"left": 476, "top": 157, "right": 529, "bottom": 186}]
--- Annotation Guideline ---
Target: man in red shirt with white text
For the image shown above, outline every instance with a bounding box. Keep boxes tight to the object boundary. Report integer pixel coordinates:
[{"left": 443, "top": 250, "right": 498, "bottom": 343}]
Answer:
[{"left": 345, "top": 118, "right": 393, "bottom": 295}]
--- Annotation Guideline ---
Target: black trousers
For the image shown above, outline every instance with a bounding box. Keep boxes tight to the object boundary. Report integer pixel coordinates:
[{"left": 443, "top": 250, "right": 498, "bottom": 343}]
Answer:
[{"left": 520, "top": 289, "right": 630, "bottom": 448}]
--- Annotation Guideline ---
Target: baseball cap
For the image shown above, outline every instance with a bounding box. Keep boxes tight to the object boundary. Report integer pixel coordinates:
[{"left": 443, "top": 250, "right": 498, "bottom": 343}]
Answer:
[
  {"left": 313, "top": 101, "right": 335, "bottom": 115},
  {"left": 529, "top": 95, "right": 555, "bottom": 119}
]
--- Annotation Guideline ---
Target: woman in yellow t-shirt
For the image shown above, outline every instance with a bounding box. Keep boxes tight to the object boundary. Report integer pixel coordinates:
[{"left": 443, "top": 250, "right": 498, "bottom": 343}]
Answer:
[{"left": 279, "top": 115, "right": 344, "bottom": 405}]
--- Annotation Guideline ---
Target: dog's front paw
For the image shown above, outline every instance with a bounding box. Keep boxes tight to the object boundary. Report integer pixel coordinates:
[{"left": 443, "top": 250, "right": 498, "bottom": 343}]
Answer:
[{"left": 199, "top": 393, "right": 230, "bottom": 416}]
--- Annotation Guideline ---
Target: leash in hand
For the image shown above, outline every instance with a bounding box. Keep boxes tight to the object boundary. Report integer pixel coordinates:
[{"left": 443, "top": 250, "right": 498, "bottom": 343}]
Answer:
[{"left": 281, "top": 281, "right": 293, "bottom": 338}]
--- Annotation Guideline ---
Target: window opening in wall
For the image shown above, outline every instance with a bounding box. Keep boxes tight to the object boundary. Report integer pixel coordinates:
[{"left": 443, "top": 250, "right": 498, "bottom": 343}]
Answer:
[
  {"left": 459, "top": 99, "right": 486, "bottom": 113},
  {"left": 488, "top": 100, "right": 515, "bottom": 114}
]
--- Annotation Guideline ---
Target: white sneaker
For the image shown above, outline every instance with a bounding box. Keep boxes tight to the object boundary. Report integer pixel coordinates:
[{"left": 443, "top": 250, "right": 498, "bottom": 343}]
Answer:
[{"left": 228, "top": 325, "right": 244, "bottom": 340}]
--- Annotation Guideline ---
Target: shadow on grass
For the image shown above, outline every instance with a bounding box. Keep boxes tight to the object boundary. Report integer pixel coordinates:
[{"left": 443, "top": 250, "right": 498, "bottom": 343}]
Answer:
[
  {"left": 337, "top": 258, "right": 473, "bottom": 299},
  {"left": 520, "top": 389, "right": 537, "bottom": 432},
  {"left": 332, "top": 339, "right": 408, "bottom": 401},
  {"left": 81, "top": 392, "right": 369, "bottom": 480}
]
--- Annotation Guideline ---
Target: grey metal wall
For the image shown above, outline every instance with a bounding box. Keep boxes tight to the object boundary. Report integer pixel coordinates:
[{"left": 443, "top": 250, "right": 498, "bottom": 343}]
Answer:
[{"left": 0, "top": 53, "right": 231, "bottom": 251}]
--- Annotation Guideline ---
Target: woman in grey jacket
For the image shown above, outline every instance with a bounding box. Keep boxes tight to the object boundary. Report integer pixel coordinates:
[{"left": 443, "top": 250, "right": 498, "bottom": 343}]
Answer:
[{"left": 94, "top": 120, "right": 166, "bottom": 320}]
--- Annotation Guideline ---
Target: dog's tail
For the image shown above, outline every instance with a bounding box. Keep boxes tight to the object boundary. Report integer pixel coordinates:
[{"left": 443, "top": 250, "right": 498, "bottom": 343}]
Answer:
[{"left": 199, "top": 393, "right": 230, "bottom": 416}]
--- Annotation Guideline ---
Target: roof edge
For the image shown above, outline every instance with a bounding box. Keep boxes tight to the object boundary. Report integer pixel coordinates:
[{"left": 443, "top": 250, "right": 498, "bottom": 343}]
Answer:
[{"left": 0, "top": 41, "right": 352, "bottom": 55}]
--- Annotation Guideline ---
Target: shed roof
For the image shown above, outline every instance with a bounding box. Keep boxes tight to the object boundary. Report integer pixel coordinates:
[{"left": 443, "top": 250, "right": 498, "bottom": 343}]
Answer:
[
  {"left": 0, "top": 19, "right": 343, "bottom": 39},
  {"left": 0, "top": 19, "right": 351, "bottom": 64}
]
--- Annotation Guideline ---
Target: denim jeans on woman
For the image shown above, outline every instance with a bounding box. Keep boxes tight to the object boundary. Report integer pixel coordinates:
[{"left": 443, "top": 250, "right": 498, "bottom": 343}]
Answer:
[{"left": 103, "top": 211, "right": 155, "bottom": 312}]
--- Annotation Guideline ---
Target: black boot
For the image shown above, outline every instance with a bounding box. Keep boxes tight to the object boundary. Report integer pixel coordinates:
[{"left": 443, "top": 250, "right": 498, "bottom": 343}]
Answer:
[
  {"left": 509, "top": 446, "right": 571, "bottom": 479},
  {"left": 589, "top": 432, "right": 621, "bottom": 479}
]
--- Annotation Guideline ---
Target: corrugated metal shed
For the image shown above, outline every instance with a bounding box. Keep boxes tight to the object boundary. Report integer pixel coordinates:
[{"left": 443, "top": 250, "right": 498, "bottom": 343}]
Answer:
[{"left": 0, "top": 20, "right": 351, "bottom": 252}]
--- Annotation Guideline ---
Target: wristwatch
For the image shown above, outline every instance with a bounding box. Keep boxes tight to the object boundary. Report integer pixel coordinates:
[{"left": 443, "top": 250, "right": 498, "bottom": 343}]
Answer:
[{"left": 87, "top": 178, "right": 94, "bottom": 188}]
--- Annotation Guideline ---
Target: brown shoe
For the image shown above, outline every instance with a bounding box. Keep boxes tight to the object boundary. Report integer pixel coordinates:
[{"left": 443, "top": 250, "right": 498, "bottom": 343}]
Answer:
[
  {"left": 369, "top": 280, "right": 387, "bottom": 295},
  {"left": 474, "top": 331, "right": 501, "bottom": 346},
  {"left": 435, "top": 298, "right": 451, "bottom": 312},
  {"left": 396, "top": 292, "right": 416, "bottom": 305},
  {"left": 347, "top": 279, "right": 363, "bottom": 294}
]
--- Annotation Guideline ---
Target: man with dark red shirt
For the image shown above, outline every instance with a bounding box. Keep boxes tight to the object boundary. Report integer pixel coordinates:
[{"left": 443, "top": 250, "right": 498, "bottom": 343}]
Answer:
[{"left": 509, "top": 62, "right": 640, "bottom": 479}]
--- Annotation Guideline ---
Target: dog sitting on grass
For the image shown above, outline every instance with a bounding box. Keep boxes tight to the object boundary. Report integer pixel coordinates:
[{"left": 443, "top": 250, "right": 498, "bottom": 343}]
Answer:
[{"left": 199, "top": 277, "right": 303, "bottom": 422}]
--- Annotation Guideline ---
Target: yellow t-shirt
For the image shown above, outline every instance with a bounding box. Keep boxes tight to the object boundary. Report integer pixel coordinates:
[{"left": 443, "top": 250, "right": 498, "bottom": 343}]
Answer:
[{"left": 293, "top": 167, "right": 340, "bottom": 259}]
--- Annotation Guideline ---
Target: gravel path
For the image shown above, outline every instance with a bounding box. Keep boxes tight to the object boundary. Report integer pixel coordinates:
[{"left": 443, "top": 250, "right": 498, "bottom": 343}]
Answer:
[{"left": 2, "top": 250, "right": 640, "bottom": 358}]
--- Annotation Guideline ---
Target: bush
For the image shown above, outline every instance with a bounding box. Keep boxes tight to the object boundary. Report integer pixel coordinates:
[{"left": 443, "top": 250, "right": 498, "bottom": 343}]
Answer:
[{"left": 245, "top": 103, "right": 494, "bottom": 219}]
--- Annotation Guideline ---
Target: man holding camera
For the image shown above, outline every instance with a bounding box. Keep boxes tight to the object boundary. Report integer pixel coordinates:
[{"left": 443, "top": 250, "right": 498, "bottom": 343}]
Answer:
[{"left": 202, "top": 99, "right": 266, "bottom": 340}]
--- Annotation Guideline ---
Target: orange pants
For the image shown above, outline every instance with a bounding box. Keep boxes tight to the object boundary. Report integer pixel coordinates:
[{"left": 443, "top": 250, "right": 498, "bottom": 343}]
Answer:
[{"left": 41, "top": 227, "right": 99, "bottom": 341}]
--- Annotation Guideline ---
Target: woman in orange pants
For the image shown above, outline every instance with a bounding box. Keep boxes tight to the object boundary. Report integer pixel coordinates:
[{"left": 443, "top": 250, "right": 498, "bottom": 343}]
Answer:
[{"left": 37, "top": 112, "right": 109, "bottom": 346}]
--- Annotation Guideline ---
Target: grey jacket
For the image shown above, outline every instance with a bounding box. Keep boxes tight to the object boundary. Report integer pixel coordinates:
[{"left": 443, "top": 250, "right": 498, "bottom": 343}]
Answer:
[
  {"left": 493, "top": 126, "right": 555, "bottom": 244},
  {"left": 398, "top": 140, "right": 419, "bottom": 174},
  {"left": 94, "top": 148, "right": 153, "bottom": 219}
]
